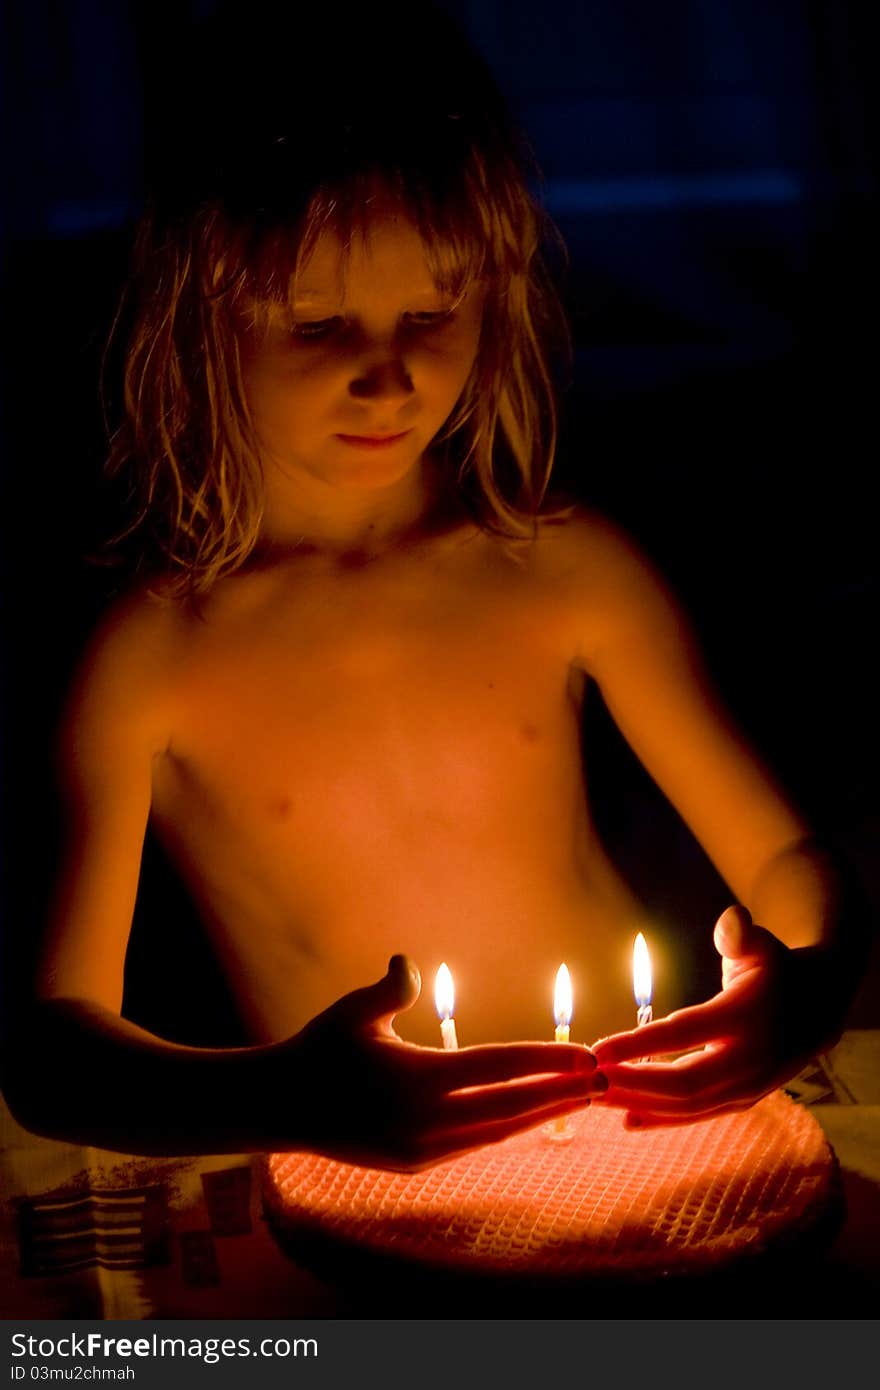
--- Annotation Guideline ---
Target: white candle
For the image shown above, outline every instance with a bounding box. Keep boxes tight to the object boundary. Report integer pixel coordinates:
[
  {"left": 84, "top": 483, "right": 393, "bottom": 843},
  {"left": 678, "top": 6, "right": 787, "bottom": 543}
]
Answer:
[
  {"left": 434, "top": 962, "right": 459, "bottom": 1051},
  {"left": 554, "top": 962, "right": 572, "bottom": 1043},
  {"left": 633, "top": 932, "right": 653, "bottom": 1028},
  {"left": 550, "top": 963, "right": 574, "bottom": 1138},
  {"left": 633, "top": 931, "right": 653, "bottom": 1062}
]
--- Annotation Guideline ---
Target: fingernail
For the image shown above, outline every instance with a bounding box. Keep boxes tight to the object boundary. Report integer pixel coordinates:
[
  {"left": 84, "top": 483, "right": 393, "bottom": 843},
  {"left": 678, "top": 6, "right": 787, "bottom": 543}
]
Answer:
[{"left": 389, "top": 954, "right": 418, "bottom": 983}]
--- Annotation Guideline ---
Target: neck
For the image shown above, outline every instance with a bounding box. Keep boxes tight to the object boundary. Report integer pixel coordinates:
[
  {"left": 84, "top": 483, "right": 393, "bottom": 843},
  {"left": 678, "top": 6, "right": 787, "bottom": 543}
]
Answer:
[{"left": 256, "top": 454, "right": 464, "bottom": 562}]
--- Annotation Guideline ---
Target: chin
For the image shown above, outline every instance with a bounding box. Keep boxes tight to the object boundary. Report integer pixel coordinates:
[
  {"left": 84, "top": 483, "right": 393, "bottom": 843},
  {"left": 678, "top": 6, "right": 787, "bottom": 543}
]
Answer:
[{"left": 321, "top": 451, "right": 424, "bottom": 491}]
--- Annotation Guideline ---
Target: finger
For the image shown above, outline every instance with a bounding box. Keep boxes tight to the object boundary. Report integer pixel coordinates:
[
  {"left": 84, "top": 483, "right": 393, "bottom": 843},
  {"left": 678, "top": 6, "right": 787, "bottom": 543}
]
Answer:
[
  {"left": 433, "top": 1040, "right": 597, "bottom": 1087},
  {"left": 714, "top": 907, "right": 781, "bottom": 966},
  {"left": 601, "top": 1060, "right": 773, "bottom": 1118},
  {"left": 443, "top": 1068, "right": 607, "bottom": 1126},
  {"left": 600, "top": 1047, "right": 731, "bottom": 1100},
  {"left": 713, "top": 904, "right": 753, "bottom": 958},
  {"left": 592, "top": 997, "right": 737, "bottom": 1064},
  {"left": 596, "top": 1083, "right": 738, "bottom": 1118},
  {"left": 431, "top": 1092, "right": 595, "bottom": 1160},
  {"left": 624, "top": 1097, "right": 755, "bottom": 1129},
  {"left": 331, "top": 954, "right": 421, "bottom": 1031}
]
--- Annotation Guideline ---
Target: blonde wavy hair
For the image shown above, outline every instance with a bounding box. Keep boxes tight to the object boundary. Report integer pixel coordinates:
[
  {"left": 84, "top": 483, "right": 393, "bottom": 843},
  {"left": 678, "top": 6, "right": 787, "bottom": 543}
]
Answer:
[{"left": 104, "top": 2, "right": 571, "bottom": 597}]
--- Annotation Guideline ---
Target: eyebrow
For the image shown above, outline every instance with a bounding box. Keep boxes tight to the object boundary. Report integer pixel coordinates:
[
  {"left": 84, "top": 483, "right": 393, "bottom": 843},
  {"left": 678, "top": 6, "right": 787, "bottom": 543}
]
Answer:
[{"left": 291, "top": 284, "right": 464, "bottom": 307}]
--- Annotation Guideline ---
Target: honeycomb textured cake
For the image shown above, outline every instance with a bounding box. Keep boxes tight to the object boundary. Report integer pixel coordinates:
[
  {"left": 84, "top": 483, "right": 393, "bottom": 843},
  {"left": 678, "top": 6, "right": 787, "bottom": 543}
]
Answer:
[{"left": 263, "top": 1090, "right": 837, "bottom": 1282}]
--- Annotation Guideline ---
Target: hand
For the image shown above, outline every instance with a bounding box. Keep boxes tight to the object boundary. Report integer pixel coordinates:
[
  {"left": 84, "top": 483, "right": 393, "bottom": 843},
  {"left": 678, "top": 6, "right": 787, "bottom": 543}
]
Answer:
[
  {"left": 279, "top": 954, "right": 605, "bottom": 1170},
  {"left": 591, "top": 906, "right": 849, "bottom": 1129}
]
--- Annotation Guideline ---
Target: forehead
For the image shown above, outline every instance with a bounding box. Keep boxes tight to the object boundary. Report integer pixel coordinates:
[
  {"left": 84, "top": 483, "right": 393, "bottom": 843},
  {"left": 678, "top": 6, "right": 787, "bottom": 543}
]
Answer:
[{"left": 294, "top": 212, "right": 451, "bottom": 305}]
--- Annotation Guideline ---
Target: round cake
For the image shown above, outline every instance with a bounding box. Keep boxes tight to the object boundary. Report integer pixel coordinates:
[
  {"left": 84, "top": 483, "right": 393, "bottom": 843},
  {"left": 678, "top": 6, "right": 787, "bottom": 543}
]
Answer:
[{"left": 262, "top": 1091, "right": 840, "bottom": 1288}]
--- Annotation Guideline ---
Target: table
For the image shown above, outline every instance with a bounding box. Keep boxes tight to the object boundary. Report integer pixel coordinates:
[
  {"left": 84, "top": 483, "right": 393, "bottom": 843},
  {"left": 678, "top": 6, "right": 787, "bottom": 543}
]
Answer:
[{"left": 2, "top": 1033, "right": 878, "bottom": 1319}]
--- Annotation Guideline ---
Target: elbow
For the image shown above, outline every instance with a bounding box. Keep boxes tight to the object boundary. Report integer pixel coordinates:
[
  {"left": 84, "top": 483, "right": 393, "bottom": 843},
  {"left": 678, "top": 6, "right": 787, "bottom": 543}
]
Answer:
[
  {"left": 1, "top": 1085, "right": 69, "bottom": 1146},
  {"left": 794, "top": 834, "right": 876, "bottom": 953},
  {"left": 1, "top": 1035, "right": 63, "bottom": 1142},
  {"left": 750, "top": 834, "right": 876, "bottom": 965},
  {"left": 0, "top": 1001, "right": 93, "bottom": 1146}
]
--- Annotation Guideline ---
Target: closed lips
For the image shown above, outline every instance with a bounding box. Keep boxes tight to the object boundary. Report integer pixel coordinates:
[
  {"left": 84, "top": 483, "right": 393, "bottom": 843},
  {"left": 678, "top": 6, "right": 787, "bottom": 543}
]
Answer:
[{"left": 335, "top": 431, "right": 412, "bottom": 447}]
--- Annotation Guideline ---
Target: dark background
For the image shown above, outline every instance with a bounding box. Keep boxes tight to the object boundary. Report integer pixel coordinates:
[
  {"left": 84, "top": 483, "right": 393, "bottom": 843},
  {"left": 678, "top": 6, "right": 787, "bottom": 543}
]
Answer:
[{"left": 1, "top": 0, "right": 877, "bottom": 1042}]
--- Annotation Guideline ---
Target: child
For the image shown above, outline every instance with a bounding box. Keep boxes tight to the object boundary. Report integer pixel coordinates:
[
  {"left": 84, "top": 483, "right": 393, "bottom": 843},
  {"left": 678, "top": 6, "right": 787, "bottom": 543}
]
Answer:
[{"left": 2, "top": 2, "right": 866, "bottom": 1167}]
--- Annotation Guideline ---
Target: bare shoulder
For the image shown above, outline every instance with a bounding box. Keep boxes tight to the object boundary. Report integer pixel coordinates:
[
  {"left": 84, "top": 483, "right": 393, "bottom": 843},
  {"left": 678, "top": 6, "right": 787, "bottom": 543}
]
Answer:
[
  {"left": 59, "top": 582, "right": 188, "bottom": 772},
  {"left": 531, "top": 507, "right": 692, "bottom": 670},
  {"left": 533, "top": 506, "right": 664, "bottom": 580}
]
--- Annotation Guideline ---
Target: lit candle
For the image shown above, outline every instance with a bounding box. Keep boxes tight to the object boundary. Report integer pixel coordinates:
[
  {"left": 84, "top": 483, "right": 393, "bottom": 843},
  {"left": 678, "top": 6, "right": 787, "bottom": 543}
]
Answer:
[
  {"left": 548, "top": 964, "right": 574, "bottom": 1139},
  {"left": 633, "top": 933, "right": 653, "bottom": 1028},
  {"left": 554, "top": 963, "right": 572, "bottom": 1043},
  {"left": 434, "top": 962, "right": 458, "bottom": 1051}
]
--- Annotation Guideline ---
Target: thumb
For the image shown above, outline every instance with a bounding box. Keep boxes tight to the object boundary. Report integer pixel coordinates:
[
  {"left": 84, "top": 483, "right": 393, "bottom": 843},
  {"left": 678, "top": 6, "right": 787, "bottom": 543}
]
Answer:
[
  {"left": 713, "top": 905, "right": 780, "bottom": 963},
  {"left": 333, "top": 954, "right": 422, "bottom": 1033},
  {"left": 713, "top": 905, "right": 755, "bottom": 959}
]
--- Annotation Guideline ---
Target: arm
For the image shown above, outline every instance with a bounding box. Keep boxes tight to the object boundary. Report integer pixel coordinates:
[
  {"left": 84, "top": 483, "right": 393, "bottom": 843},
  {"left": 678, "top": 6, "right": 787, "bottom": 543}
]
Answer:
[
  {"left": 571, "top": 516, "right": 870, "bottom": 1119},
  {"left": 3, "top": 598, "right": 603, "bottom": 1165},
  {"left": 7, "top": 968, "right": 605, "bottom": 1164}
]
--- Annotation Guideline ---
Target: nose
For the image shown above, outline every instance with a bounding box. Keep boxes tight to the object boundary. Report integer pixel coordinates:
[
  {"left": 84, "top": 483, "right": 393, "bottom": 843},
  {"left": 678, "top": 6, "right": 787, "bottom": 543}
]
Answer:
[{"left": 348, "top": 355, "right": 414, "bottom": 406}]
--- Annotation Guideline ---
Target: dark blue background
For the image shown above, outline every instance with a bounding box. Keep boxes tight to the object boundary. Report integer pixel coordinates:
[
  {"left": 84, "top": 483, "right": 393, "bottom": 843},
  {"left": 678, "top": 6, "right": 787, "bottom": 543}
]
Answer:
[{"left": 1, "top": 1, "right": 877, "bottom": 1033}]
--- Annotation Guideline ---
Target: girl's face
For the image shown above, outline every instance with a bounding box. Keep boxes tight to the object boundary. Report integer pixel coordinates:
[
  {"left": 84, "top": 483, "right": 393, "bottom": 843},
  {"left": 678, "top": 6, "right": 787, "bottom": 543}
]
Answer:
[{"left": 240, "top": 212, "right": 486, "bottom": 501}]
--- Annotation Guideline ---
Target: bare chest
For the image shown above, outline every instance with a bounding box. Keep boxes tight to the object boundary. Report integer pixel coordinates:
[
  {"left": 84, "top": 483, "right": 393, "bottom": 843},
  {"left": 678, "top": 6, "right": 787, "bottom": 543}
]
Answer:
[
  {"left": 155, "top": 559, "right": 586, "bottom": 845},
  {"left": 142, "top": 547, "right": 641, "bottom": 1043}
]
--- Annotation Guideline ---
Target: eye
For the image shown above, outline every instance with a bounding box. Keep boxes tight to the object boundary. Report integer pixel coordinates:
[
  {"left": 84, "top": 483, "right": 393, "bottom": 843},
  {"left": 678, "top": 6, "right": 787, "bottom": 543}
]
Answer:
[
  {"left": 291, "top": 317, "right": 344, "bottom": 341},
  {"left": 404, "top": 309, "right": 457, "bottom": 330}
]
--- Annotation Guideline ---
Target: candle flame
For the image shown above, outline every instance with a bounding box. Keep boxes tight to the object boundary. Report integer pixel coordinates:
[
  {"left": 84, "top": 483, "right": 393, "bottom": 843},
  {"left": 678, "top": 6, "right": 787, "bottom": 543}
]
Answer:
[
  {"left": 554, "top": 962, "right": 573, "bottom": 1028},
  {"left": 434, "top": 962, "right": 455, "bottom": 1021},
  {"left": 633, "top": 932, "right": 653, "bottom": 1007}
]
